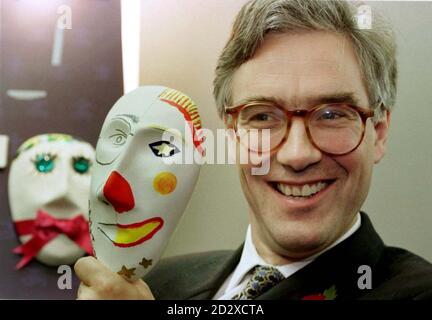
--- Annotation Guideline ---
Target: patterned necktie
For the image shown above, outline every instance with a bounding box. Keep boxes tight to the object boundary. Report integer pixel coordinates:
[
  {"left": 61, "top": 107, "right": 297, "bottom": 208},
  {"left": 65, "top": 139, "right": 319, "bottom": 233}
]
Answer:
[{"left": 232, "top": 265, "right": 285, "bottom": 300}]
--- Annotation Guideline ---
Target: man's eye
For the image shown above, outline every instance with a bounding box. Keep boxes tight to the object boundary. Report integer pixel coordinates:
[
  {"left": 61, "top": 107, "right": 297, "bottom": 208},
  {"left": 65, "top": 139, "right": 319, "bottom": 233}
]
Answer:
[
  {"left": 72, "top": 157, "right": 92, "bottom": 174},
  {"left": 33, "top": 153, "right": 56, "bottom": 173},
  {"left": 149, "top": 140, "right": 180, "bottom": 157},
  {"left": 250, "top": 113, "right": 274, "bottom": 121},
  {"left": 318, "top": 110, "right": 347, "bottom": 120},
  {"left": 109, "top": 132, "right": 127, "bottom": 146}
]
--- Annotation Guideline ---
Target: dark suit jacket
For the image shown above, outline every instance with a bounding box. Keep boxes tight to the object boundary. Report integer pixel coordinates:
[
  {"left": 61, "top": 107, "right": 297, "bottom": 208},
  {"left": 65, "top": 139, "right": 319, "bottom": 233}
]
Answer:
[{"left": 144, "top": 212, "right": 432, "bottom": 300}]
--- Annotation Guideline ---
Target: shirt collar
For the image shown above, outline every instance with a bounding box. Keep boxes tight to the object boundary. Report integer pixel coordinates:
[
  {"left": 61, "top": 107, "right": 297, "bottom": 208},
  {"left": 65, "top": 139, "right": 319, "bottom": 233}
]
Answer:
[{"left": 225, "top": 213, "right": 362, "bottom": 292}]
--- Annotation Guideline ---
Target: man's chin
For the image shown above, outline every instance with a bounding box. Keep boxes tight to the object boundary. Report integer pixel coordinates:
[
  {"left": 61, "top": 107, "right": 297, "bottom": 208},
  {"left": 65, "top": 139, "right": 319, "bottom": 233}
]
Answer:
[
  {"left": 259, "top": 219, "right": 334, "bottom": 256},
  {"left": 272, "top": 237, "right": 329, "bottom": 260}
]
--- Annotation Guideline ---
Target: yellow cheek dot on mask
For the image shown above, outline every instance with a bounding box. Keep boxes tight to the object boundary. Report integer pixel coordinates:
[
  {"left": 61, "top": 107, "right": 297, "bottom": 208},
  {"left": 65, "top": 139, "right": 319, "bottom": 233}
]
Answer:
[{"left": 153, "top": 172, "right": 177, "bottom": 195}]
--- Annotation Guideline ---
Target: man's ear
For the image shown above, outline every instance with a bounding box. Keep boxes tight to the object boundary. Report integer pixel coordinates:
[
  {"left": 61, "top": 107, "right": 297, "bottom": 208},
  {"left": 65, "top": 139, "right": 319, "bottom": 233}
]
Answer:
[
  {"left": 223, "top": 113, "right": 233, "bottom": 129},
  {"left": 223, "top": 114, "right": 228, "bottom": 128},
  {"left": 374, "top": 109, "right": 391, "bottom": 164}
]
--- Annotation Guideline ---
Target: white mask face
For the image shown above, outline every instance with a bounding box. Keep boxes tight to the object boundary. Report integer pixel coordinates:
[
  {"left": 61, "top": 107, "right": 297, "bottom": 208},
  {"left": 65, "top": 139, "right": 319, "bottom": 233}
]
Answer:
[
  {"left": 90, "top": 86, "right": 202, "bottom": 281},
  {"left": 8, "top": 134, "right": 95, "bottom": 268}
]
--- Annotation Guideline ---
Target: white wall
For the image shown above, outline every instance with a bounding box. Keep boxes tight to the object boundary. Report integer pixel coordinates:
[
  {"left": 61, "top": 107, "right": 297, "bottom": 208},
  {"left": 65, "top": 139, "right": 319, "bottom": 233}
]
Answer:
[{"left": 362, "top": 1, "right": 432, "bottom": 261}]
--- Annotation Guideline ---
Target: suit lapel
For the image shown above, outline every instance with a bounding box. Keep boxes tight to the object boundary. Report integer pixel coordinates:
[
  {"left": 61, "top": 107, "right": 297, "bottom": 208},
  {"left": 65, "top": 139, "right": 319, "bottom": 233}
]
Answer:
[
  {"left": 256, "top": 212, "right": 385, "bottom": 300},
  {"left": 185, "top": 245, "right": 243, "bottom": 299}
]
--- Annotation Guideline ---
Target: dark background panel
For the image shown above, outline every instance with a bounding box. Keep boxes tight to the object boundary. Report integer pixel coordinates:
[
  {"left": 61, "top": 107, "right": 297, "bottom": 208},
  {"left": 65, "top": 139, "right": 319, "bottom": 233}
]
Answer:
[{"left": 0, "top": 0, "right": 123, "bottom": 299}]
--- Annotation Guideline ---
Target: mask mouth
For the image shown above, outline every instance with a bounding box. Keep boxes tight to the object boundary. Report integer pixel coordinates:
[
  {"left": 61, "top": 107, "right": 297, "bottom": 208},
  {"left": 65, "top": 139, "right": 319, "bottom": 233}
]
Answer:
[
  {"left": 97, "top": 217, "right": 164, "bottom": 248},
  {"left": 41, "top": 200, "right": 82, "bottom": 219}
]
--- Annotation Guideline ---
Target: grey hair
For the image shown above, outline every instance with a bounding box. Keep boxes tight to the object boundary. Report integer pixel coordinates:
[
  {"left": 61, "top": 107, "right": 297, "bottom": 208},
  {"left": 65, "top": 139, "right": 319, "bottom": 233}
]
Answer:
[{"left": 213, "top": 0, "right": 397, "bottom": 118}]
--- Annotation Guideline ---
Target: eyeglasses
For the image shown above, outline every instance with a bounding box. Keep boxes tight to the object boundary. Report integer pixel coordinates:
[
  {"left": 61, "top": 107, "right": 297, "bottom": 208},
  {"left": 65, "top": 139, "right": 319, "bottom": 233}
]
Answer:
[{"left": 224, "top": 101, "right": 375, "bottom": 155}]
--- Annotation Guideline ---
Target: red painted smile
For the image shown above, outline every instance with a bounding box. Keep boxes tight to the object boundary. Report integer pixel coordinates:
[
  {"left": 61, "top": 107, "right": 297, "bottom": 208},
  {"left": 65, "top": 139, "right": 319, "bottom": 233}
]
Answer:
[{"left": 98, "top": 217, "right": 164, "bottom": 248}]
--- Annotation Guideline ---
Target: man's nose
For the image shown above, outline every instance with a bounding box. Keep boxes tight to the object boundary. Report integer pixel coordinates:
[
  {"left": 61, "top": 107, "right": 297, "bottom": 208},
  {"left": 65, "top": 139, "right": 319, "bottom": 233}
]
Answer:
[
  {"left": 101, "top": 171, "right": 135, "bottom": 213},
  {"left": 276, "top": 117, "right": 322, "bottom": 171}
]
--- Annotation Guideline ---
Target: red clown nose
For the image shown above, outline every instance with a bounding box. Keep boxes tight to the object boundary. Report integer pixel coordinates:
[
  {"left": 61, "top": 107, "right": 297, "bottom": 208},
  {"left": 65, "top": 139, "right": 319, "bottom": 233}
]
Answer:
[{"left": 103, "top": 171, "right": 135, "bottom": 213}]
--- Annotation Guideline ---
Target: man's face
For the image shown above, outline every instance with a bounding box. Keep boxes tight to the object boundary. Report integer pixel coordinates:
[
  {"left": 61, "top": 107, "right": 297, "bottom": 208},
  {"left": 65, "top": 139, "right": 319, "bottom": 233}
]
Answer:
[
  {"left": 8, "top": 135, "right": 95, "bottom": 266},
  {"left": 90, "top": 86, "right": 201, "bottom": 280},
  {"left": 230, "top": 32, "right": 390, "bottom": 261}
]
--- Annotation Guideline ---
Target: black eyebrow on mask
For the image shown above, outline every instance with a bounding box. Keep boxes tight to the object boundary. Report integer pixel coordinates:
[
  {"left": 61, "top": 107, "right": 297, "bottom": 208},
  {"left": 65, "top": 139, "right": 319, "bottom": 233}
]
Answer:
[
  {"left": 111, "top": 117, "right": 131, "bottom": 133},
  {"left": 111, "top": 114, "right": 140, "bottom": 133}
]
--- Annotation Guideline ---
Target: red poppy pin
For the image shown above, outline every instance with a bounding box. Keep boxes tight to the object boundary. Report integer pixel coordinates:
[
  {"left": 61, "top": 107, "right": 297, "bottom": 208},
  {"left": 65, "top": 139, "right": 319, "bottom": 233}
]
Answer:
[{"left": 301, "top": 285, "right": 337, "bottom": 300}]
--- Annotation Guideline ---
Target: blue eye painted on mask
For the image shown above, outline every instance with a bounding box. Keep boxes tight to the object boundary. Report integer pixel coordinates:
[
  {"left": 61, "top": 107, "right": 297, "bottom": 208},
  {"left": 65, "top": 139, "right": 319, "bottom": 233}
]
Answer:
[
  {"left": 72, "top": 156, "right": 92, "bottom": 174},
  {"left": 33, "top": 153, "right": 56, "bottom": 173}
]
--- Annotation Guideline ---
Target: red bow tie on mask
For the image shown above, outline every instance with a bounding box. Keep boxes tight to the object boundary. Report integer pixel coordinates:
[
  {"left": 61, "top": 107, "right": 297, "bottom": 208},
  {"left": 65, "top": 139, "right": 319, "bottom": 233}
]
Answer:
[{"left": 13, "top": 210, "right": 93, "bottom": 269}]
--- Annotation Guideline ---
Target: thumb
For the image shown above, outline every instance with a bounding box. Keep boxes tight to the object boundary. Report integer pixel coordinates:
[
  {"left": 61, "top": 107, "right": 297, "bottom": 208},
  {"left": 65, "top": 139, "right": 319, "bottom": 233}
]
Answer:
[{"left": 133, "top": 279, "right": 156, "bottom": 300}]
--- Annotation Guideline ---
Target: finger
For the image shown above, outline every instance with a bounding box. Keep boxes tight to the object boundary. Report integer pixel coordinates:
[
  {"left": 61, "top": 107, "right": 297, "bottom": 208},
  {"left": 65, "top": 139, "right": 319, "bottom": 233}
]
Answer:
[
  {"left": 74, "top": 256, "right": 94, "bottom": 285},
  {"left": 77, "top": 282, "right": 98, "bottom": 300},
  {"left": 133, "top": 279, "right": 156, "bottom": 300},
  {"left": 77, "top": 282, "right": 83, "bottom": 297},
  {"left": 74, "top": 256, "right": 109, "bottom": 286},
  {"left": 77, "top": 282, "right": 87, "bottom": 298}
]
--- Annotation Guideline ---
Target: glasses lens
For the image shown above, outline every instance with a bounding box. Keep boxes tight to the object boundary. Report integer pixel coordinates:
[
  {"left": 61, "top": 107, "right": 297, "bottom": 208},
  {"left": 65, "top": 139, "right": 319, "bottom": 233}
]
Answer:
[
  {"left": 237, "top": 104, "right": 286, "bottom": 152},
  {"left": 309, "top": 105, "right": 363, "bottom": 154}
]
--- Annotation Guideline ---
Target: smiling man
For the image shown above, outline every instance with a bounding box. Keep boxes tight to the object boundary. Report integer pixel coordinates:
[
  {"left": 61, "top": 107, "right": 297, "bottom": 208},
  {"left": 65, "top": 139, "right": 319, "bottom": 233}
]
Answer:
[{"left": 75, "top": 0, "right": 432, "bottom": 300}]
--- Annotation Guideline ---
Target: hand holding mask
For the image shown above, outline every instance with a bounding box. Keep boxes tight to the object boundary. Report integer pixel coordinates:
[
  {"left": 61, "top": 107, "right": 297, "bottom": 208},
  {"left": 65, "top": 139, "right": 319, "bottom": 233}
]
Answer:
[{"left": 90, "top": 86, "right": 203, "bottom": 281}]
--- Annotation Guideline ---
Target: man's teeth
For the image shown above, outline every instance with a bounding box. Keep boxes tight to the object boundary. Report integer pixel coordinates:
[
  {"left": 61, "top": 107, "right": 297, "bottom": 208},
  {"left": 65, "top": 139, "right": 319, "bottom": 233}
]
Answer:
[{"left": 276, "top": 182, "right": 328, "bottom": 197}]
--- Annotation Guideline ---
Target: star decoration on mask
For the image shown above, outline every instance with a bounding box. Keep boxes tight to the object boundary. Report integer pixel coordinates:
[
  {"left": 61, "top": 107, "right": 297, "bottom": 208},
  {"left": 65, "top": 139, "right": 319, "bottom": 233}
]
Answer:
[
  {"left": 139, "top": 257, "right": 153, "bottom": 269},
  {"left": 153, "top": 142, "right": 175, "bottom": 157},
  {"left": 117, "top": 265, "right": 136, "bottom": 279}
]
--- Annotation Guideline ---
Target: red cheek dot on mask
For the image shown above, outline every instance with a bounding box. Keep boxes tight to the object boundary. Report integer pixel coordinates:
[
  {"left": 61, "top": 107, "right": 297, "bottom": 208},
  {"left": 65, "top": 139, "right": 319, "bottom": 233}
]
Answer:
[{"left": 153, "top": 172, "right": 177, "bottom": 195}]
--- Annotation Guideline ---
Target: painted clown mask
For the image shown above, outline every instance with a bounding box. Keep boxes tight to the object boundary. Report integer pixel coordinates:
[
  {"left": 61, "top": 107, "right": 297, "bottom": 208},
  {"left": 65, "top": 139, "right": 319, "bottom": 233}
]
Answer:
[
  {"left": 90, "top": 86, "right": 203, "bottom": 281},
  {"left": 8, "top": 134, "right": 95, "bottom": 269}
]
